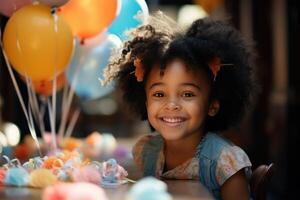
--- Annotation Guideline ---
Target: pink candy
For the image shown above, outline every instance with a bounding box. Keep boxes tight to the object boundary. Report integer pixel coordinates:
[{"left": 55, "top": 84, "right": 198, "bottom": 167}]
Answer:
[{"left": 42, "top": 182, "right": 108, "bottom": 200}]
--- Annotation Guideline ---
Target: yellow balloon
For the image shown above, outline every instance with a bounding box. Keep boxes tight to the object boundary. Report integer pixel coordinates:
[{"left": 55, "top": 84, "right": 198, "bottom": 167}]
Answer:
[{"left": 3, "top": 4, "right": 74, "bottom": 81}]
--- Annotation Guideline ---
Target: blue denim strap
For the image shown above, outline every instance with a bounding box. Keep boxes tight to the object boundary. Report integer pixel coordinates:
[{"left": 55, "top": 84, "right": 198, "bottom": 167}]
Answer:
[
  {"left": 197, "top": 133, "right": 224, "bottom": 199},
  {"left": 141, "top": 135, "right": 164, "bottom": 177}
]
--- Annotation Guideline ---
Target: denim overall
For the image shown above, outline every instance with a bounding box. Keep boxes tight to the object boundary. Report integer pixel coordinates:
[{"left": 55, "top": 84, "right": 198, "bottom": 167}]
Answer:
[{"left": 140, "top": 132, "right": 244, "bottom": 199}]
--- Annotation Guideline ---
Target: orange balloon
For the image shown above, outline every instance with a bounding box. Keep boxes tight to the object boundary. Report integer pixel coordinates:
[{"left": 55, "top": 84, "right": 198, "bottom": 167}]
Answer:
[
  {"left": 32, "top": 73, "right": 66, "bottom": 96},
  {"left": 194, "top": 0, "right": 223, "bottom": 14},
  {"left": 59, "top": 0, "right": 119, "bottom": 39},
  {"left": 20, "top": 73, "right": 66, "bottom": 96},
  {"left": 3, "top": 4, "right": 74, "bottom": 81}
]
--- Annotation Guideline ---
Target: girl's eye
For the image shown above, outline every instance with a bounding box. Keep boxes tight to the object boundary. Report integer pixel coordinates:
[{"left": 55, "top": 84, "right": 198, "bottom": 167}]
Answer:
[
  {"left": 153, "top": 92, "right": 164, "bottom": 97},
  {"left": 182, "top": 92, "right": 195, "bottom": 97}
]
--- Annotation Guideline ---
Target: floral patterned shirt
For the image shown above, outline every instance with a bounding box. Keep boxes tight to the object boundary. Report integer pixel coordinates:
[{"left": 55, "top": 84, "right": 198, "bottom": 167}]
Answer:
[{"left": 132, "top": 132, "right": 252, "bottom": 199}]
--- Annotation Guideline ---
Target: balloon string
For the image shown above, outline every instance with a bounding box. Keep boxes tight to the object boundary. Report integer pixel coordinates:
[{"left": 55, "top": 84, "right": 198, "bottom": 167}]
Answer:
[
  {"left": 0, "top": 31, "right": 41, "bottom": 154},
  {"left": 58, "top": 40, "right": 81, "bottom": 139},
  {"left": 38, "top": 99, "right": 47, "bottom": 139},
  {"left": 27, "top": 97, "right": 42, "bottom": 156},
  {"left": 58, "top": 81, "right": 69, "bottom": 140},
  {"left": 58, "top": 80, "right": 75, "bottom": 139},
  {"left": 25, "top": 78, "right": 38, "bottom": 125},
  {"left": 47, "top": 98, "right": 57, "bottom": 151},
  {"left": 49, "top": 11, "right": 58, "bottom": 149},
  {"left": 25, "top": 76, "right": 47, "bottom": 143},
  {"left": 65, "top": 108, "right": 80, "bottom": 138},
  {"left": 51, "top": 74, "right": 57, "bottom": 149},
  {"left": 24, "top": 76, "right": 43, "bottom": 156}
]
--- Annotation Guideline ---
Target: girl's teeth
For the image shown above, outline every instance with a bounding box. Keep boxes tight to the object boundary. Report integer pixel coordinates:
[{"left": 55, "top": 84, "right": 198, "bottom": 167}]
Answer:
[{"left": 163, "top": 117, "right": 183, "bottom": 123}]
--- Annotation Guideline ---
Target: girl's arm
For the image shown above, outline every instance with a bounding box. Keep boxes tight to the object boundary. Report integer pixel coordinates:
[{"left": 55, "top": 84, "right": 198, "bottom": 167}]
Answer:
[{"left": 221, "top": 169, "right": 250, "bottom": 200}]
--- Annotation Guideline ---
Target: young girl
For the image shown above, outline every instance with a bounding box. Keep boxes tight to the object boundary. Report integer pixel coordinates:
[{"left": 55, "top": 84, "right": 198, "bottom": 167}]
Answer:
[{"left": 104, "top": 13, "right": 256, "bottom": 200}]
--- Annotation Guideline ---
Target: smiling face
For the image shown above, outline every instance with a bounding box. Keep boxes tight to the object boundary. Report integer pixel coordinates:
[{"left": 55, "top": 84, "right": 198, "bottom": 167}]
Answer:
[{"left": 145, "top": 59, "right": 218, "bottom": 141}]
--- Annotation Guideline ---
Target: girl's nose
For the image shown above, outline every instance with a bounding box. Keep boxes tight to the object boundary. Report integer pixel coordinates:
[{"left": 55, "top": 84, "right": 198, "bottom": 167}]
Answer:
[{"left": 165, "top": 100, "right": 181, "bottom": 111}]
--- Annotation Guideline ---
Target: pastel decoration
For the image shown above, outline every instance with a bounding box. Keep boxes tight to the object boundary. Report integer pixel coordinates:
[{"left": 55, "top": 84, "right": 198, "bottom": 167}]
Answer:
[
  {"left": 100, "top": 134, "right": 117, "bottom": 155},
  {"left": 60, "top": 137, "right": 82, "bottom": 151},
  {"left": 5, "top": 167, "right": 30, "bottom": 187},
  {"left": 100, "top": 158, "right": 128, "bottom": 188},
  {"left": 112, "top": 146, "right": 131, "bottom": 162},
  {"left": 29, "top": 169, "right": 57, "bottom": 188},
  {"left": 66, "top": 33, "right": 121, "bottom": 100},
  {"left": 83, "top": 132, "right": 117, "bottom": 158},
  {"left": 56, "top": 150, "right": 81, "bottom": 163},
  {"left": 126, "top": 177, "right": 173, "bottom": 200},
  {"left": 14, "top": 144, "right": 30, "bottom": 162},
  {"left": 23, "top": 157, "right": 44, "bottom": 172},
  {"left": 59, "top": 0, "right": 119, "bottom": 39},
  {"left": 83, "top": 132, "right": 102, "bottom": 158},
  {"left": 2, "top": 146, "right": 13, "bottom": 159},
  {"left": 23, "top": 134, "right": 39, "bottom": 156},
  {"left": 0, "top": 169, "right": 6, "bottom": 185},
  {"left": 42, "top": 182, "right": 109, "bottom": 200},
  {"left": 3, "top": 4, "right": 74, "bottom": 81},
  {"left": 56, "top": 169, "right": 70, "bottom": 181},
  {"left": 0, "top": 0, "right": 32, "bottom": 17},
  {"left": 86, "top": 132, "right": 102, "bottom": 149},
  {"left": 37, "top": 0, "right": 70, "bottom": 7},
  {"left": 72, "top": 165, "right": 101, "bottom": 185},
  {"left": 43, "top": 156, "right": 64, "bottom": 169},
  {"left": 108, "top": 0, "right": 149, "bottom": 40}
]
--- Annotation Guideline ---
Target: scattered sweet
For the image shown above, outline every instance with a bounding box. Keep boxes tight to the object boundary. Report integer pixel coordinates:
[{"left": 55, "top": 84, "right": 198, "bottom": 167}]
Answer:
[
  {"left": 126, "top": 177, "right": 173, "bottom": 200},
  {"left": 42, "top": 182, "right": 109, "bottom": 200},
  {"left": 0, "top": 150, "right": 128, "bottom": 189}
]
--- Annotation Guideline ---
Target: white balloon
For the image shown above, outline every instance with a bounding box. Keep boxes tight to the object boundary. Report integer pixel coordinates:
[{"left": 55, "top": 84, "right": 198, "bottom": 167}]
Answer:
[{"left": 38, "top": 0, "right": 69, "bottom": 7}]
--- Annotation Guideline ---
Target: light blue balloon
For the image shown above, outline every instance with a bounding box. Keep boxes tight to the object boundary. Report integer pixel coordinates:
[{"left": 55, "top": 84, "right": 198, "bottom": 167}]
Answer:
[
  {"left": 108, "top": 0, "right": 149, "bottom": 40},
  {"left": 67, "top": 34, "right": 121, "bottom": 101}
]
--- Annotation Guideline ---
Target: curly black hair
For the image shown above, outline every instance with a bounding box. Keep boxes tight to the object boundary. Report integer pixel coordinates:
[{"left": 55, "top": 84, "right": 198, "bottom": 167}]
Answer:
[{"left": 104, "top": 13, "right": 257, "bottom": 132}]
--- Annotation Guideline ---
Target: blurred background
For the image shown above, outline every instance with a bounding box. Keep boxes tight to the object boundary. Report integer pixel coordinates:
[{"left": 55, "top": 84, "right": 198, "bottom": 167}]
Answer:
[{"left": 0, "top": 0, "right": 299, "bottom": 199}]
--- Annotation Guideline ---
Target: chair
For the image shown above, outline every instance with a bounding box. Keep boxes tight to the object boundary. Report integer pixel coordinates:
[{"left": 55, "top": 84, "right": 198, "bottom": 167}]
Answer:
[{"left": 250, "top": 163, "right": 275, "bottom": 200}]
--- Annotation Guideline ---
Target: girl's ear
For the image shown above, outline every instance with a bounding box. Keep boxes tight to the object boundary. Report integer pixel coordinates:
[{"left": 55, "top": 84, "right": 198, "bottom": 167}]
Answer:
[{"left": 208, "top": 100, "right": 220, "bottom": 117}]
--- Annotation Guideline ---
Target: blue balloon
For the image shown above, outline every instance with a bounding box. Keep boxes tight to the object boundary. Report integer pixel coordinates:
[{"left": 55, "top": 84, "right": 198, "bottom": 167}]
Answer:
[
  {"left": 108, "top": 0, "right": 149, "bottom": 40},
  {"left": 67, "top": 34, "right": 122, "bottom": 101}
]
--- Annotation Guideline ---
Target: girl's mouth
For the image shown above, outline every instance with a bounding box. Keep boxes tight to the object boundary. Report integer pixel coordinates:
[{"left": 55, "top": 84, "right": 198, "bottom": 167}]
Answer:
[{"left": 160, "top": 117, "right": 186, "bottom": 126}]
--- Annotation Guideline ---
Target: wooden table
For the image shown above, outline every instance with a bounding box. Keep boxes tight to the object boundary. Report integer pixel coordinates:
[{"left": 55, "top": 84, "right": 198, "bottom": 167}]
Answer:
[{"left": 0, "top": 179, "right": 214, "bottom": 200}]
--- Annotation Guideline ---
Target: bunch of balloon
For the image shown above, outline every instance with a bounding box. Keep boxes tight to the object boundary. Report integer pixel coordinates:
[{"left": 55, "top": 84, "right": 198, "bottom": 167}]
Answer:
[
  {"left": 66, "top": 33, "right": 122, "bottom": 101},
  {"left": 58, "top": 0, "right": 119, "bottom": 41},
  {"left": 2, "top": 3, "right": 74, "bottom": 82},
  {"left": 108, "top": 0, "right": 149, "bottom": 41},
  {"left": 20, "top": 73, "right": 67, "bottom": 97}
]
